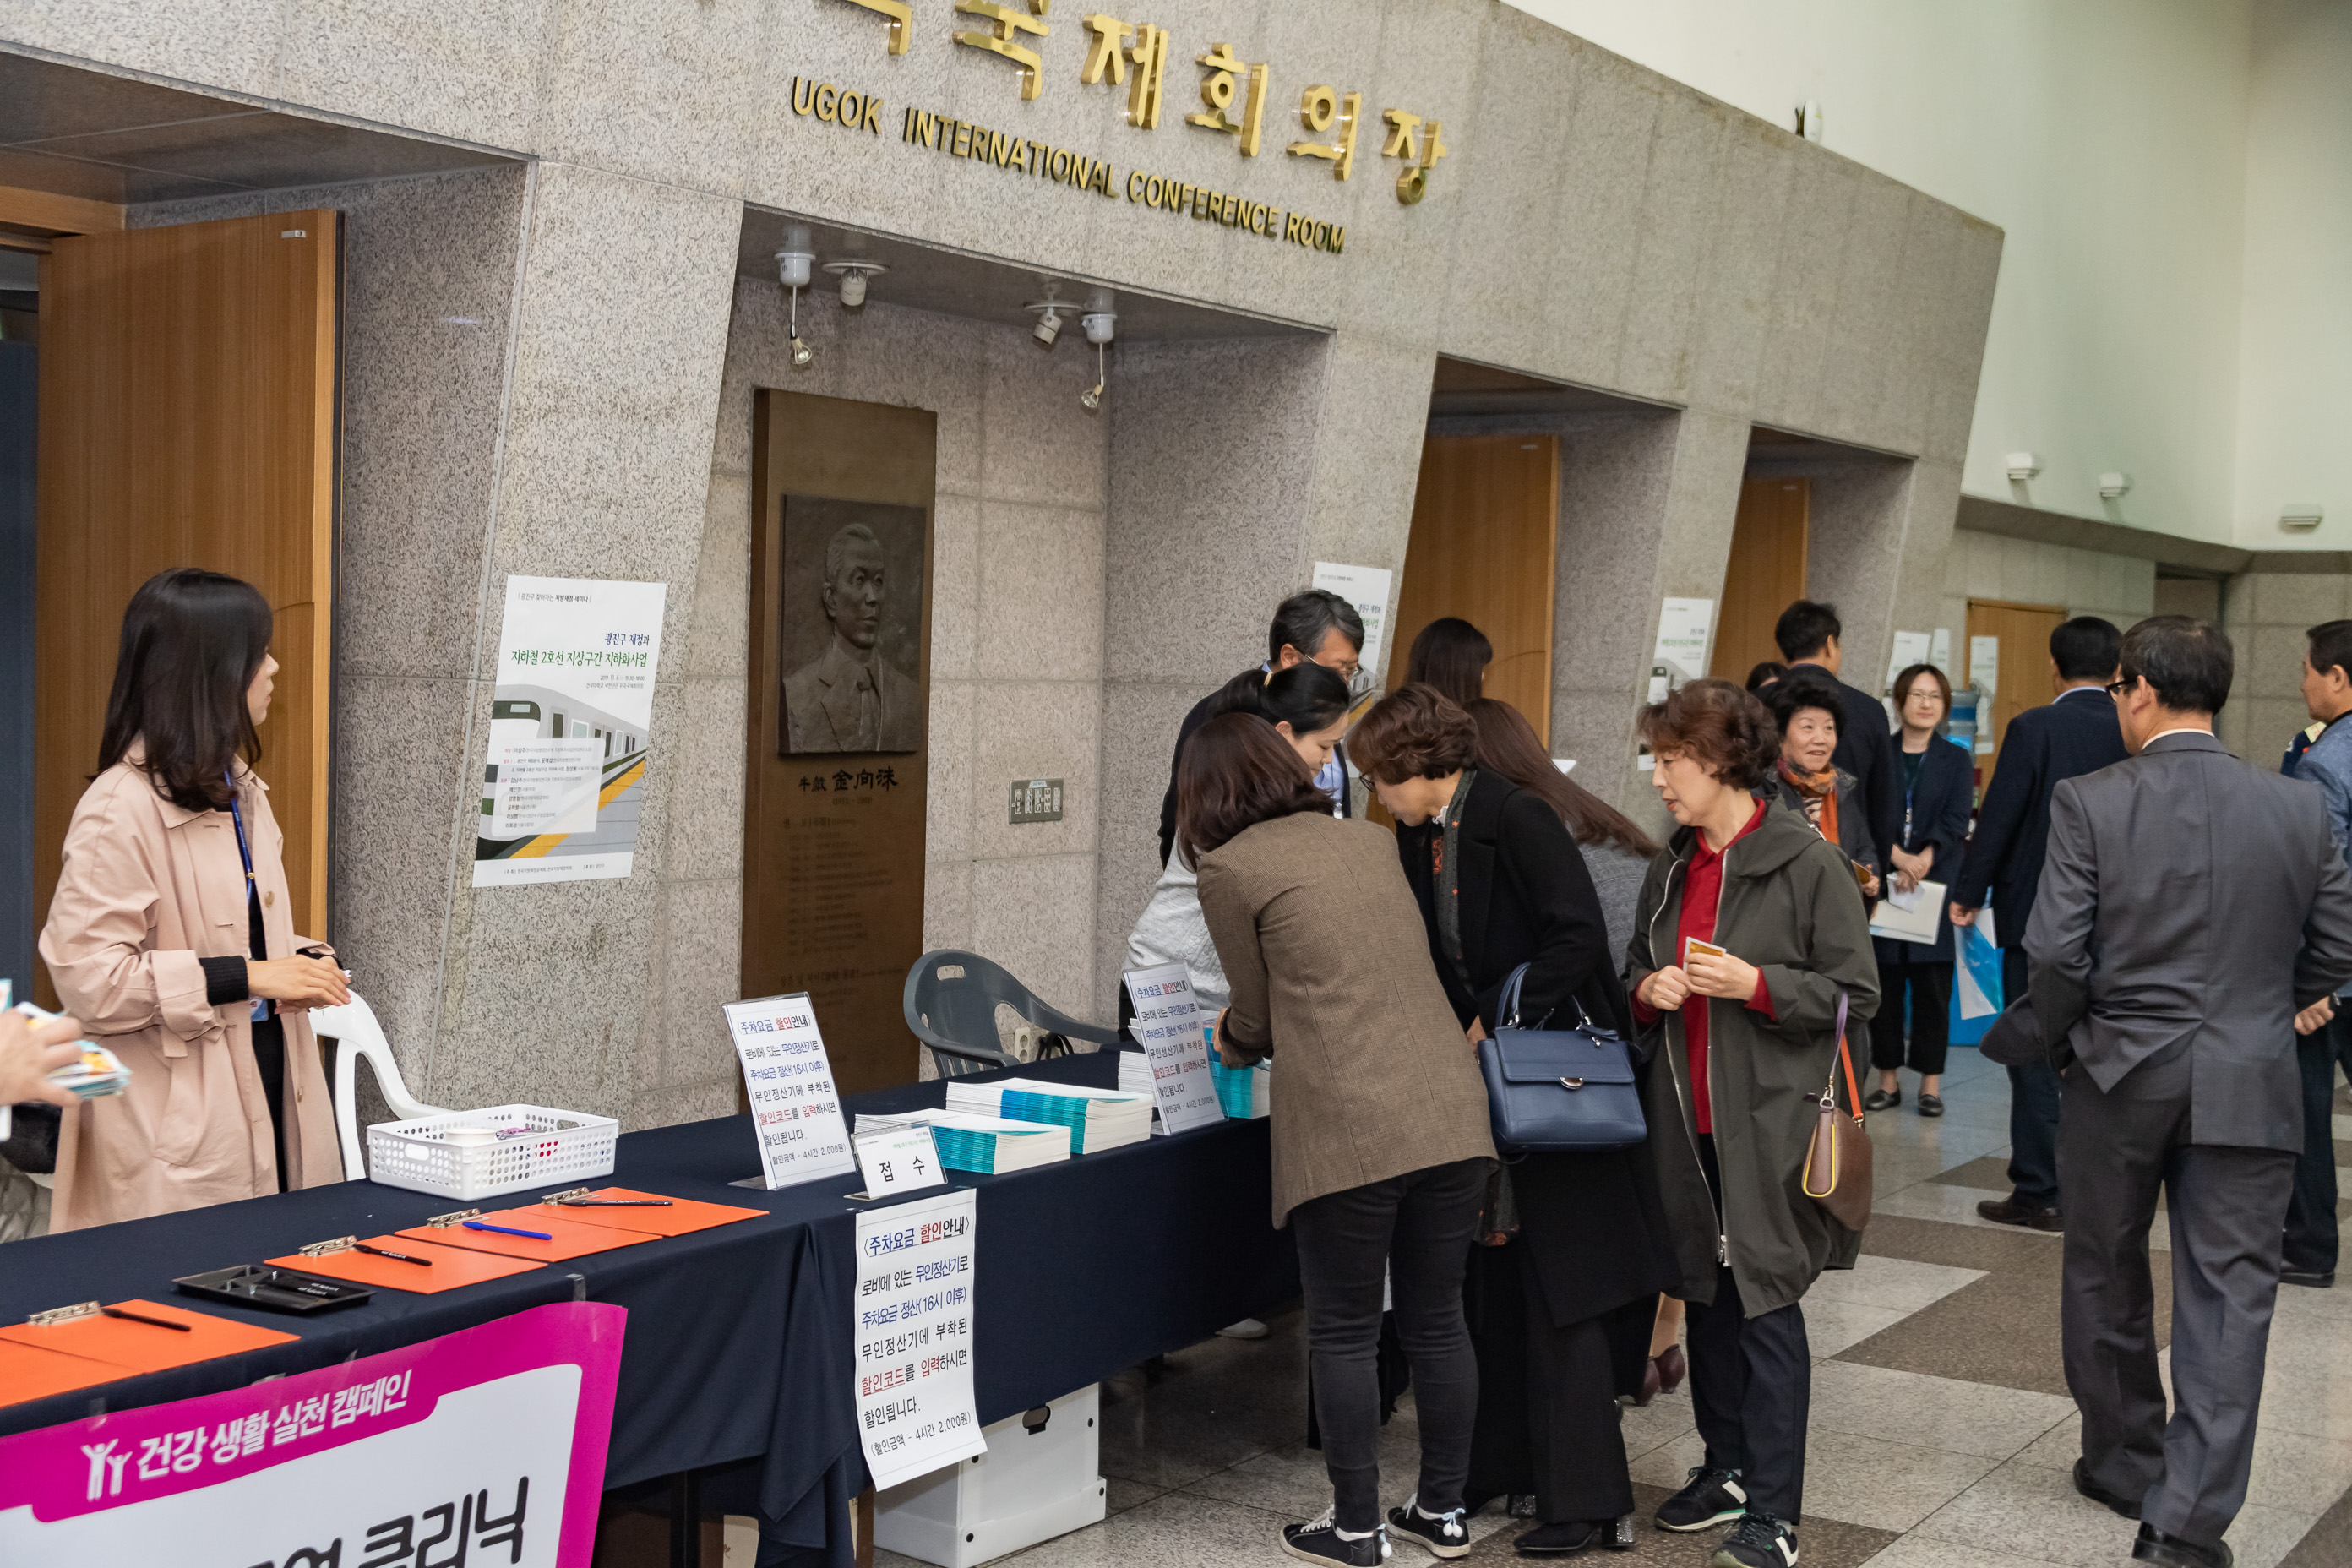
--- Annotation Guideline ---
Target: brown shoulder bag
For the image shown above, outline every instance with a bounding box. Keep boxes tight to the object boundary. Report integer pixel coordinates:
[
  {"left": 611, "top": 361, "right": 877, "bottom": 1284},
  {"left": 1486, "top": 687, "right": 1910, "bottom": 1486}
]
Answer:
[{"left": 1799, "top": 988, "right": 1873, "bottom": 1232}]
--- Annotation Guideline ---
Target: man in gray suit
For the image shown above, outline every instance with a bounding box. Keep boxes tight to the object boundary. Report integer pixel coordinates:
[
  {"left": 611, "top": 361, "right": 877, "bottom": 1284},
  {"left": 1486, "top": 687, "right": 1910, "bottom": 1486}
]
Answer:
[{"left": 2024, "top": 617, "right": 2352, "bottom": 1568}]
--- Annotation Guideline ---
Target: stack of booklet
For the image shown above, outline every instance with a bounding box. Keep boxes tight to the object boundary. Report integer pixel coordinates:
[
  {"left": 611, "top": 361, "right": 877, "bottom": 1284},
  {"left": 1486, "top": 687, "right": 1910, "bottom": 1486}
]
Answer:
[
  {"left": 856, "top": 1109, "right": 1070, "bottom": 1174},
  {"left": 941, "top": 1078, "right": 1152, "bottom": 1153}
]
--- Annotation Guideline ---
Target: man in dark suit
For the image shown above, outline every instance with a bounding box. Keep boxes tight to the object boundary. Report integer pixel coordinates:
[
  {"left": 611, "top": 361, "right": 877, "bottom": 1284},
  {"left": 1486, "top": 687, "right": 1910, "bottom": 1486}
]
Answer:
[
  {"left": 1156, "top": 589, "right": 1363, "bottom": 866},
  {"left": 1773, "top": 600, "right": 1901, "bottom": 863},
  {"left": 1950, "top": 615, "right": 2126, "bottom": 1230},
  {"left": 2023, "top": 617, "right": 2352, "bottom": 1568}
]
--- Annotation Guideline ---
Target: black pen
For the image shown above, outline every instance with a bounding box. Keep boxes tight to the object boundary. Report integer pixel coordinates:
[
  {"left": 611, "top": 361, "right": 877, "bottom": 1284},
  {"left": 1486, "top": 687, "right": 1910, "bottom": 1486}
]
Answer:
[
  {"left": 101, "top": 1306, "right": 191, "bottom": 1332},
  {"left": 354, "top": 1243, "right": 433, "bottom": 1266},
  {"left": 556, "top": 1198, "right": 672, "bottom": 1207}
]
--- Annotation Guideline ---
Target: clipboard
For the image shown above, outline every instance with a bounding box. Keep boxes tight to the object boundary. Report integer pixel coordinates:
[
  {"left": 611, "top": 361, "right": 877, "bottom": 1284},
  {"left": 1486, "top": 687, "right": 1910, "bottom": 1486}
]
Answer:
[
  {"left": 0, "top": 1299, "right": 297, "bottom": 1375},
  {"left": 393, "top": 1207, "right": 662, "bottom": 1262},
  {"left": 0, "top": 1338, "right": 132, "bottom": 1407},
  {"left": 527, "top": 1188, "right": 765, "bottom": 1238},
  {"left": 264, "top": 1235, "right": 547, "bottom": 1295}
]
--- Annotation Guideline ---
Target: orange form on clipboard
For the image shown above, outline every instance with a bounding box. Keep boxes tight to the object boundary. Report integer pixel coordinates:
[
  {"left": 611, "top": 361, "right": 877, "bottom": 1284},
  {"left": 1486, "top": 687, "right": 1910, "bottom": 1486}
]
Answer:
[
  {"left": 527, "top": 1188, "right": 766, "bottom": 1238},
  {"left": 0, "top": 1299, "right": 297, "bottom": 1375},
  {"left": 264, "top": 1235, "right": 547, "bottom": 1295},
  {"left": 0, "top": 1339, "right": 135, "bottom": 1407},
  {"left": 392, "top": 1207, "right": 662, "bottom": 1263}
]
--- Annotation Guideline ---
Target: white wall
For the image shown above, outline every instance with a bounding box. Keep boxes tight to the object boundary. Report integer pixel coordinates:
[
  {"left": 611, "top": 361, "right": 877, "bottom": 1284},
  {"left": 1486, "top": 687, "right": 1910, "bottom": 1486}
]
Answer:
[
  {"left": 1509, "top": 0, "right": 2345, "bottom": 552},
  {"left": 2235, "top": 0, "right": 2352, "bottom": 547}
]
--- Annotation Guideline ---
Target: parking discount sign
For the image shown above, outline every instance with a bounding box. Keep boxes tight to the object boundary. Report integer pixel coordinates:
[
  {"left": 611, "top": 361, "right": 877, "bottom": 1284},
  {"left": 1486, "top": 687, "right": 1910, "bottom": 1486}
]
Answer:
[{"left": 0, "top": 1303, "right": 623, "bottom": 1567}]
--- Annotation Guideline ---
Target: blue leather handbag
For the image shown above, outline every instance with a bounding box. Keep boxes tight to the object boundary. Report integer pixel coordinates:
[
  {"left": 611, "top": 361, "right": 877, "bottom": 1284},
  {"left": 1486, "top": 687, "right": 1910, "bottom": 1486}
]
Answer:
[{"left": 1474, "top": 963, "right": 1647, "bottom": 1153}]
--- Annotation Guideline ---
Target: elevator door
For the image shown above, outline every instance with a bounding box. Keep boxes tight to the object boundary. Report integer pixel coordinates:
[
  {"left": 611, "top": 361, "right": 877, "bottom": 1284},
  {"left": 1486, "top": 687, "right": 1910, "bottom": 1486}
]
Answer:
[
  {"left": 1712, "top": 476, "right": 1810, "bottom": 681},
  {"left": 35, "top": 211, "right": 340, "bottom": 999},
  {"left": 1389, "top": 433, "right": 1560, "bottom": 741}
]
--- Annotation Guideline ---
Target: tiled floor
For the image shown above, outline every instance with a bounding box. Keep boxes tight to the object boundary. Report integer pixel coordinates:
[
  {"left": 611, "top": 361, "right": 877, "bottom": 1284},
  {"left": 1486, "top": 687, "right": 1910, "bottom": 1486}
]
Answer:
[{"left": 878, "top": 1046, "right": 2352, "bottom": 1568}]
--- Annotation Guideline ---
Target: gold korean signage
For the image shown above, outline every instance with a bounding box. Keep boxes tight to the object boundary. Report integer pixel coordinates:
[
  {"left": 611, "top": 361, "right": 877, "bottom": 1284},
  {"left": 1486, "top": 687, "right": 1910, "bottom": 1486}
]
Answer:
[{"left": 799, "top": 0, "right": 1458, "bottom": 256}]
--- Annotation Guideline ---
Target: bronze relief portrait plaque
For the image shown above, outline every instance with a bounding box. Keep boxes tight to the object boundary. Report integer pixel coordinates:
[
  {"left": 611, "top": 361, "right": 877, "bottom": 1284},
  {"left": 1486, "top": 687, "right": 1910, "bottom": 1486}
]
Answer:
[{"left": 778, "top": 495, "right": 928, "bottom": 754}]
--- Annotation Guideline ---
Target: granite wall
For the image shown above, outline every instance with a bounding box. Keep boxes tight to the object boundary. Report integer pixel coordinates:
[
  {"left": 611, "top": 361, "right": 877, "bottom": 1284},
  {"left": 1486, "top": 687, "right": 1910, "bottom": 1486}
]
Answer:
[
  {"left": 2219, "top": 573, "right": 2352, "bottom": 758},
  {"left": 29, "top": 0, "right": 2011, "bottom": 1115}
]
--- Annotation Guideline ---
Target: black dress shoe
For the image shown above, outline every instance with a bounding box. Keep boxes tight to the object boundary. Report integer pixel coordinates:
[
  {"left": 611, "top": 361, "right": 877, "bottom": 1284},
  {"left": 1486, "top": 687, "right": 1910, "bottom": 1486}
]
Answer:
[
  {"left": 1865, "top": 1086, "right": 1900, "bottom": 1111},
  {"left": 1515, "top": 1521, "right": 1603, "bottom": 1555},
  {"left": 1916, "top": 1093, "right": 1944, "bottom": 1118},
  {"left": 2132, "top": 1523, "right": 2232, "bottom": 1568},
  {"left": 1978, "top": 1195, "right": 2063, "bottom": 1232},
  {"left": 2281, "top": 1266, "right": 2336, "bottom": 1288},
  {"left": 2074, "top": 1458, "right": 2142, "bottom": 1519}
]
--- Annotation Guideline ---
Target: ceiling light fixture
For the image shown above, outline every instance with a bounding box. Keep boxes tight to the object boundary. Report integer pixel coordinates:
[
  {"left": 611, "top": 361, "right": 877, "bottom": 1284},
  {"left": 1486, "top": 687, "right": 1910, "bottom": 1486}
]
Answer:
[
  {"left": 823, "top": 259, "right": 887, "bottom": 309},
  {"left": 777, "top": 226, "right": 816, "bottom": 368},
  {"left": 1079, "top": 288, "right": 1115, "bottom": 411},
  {"left": 1026, "top": 281, "right": 1069, "bottom": 348}
]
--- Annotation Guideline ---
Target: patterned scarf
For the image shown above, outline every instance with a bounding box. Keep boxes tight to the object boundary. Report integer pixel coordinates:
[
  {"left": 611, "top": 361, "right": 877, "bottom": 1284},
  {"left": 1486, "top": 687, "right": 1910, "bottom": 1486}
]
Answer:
[{"left": 1777, "top": 755, "right": 1841, "bottom": 847}]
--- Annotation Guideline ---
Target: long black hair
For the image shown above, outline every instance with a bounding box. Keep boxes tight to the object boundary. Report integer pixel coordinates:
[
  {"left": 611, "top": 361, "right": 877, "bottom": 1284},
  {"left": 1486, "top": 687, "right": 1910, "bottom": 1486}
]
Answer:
[
  {"left": 1208, "top": 662, "right": 1351, "bottom": 737},
  {"left": 98, "top": 568, "right": 275, "bottom": 811},
  {"left": 1403, "top": 617, "right": 1491, "bottom": 708}
]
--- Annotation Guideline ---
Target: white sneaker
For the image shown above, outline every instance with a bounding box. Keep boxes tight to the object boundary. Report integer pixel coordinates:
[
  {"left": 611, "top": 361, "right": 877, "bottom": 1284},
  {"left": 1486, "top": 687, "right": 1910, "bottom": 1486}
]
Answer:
[{"left": 1217, "top": 1317, "right": 1270, "bottom": 1339}]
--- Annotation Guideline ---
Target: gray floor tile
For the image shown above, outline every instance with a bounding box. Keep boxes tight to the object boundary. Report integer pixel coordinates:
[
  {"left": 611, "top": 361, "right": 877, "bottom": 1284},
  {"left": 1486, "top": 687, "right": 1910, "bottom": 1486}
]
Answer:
[
  {"left": 1799, "top": 1426, "right": 2005, "bottom": 1533},
  {"left": 1805, "top": 1254, "right": 1989, "bottom": 1315},
  {"left": 1806, "top": 1361, "right": 2077, "bottom": 1460},
  {"left": 1909, "top": 1456, "right": 2153, "bottom": 1568}
]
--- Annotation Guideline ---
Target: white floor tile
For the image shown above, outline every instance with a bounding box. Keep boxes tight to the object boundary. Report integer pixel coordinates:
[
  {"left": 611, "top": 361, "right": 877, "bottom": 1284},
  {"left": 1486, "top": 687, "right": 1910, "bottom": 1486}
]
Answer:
[
  {"left": 1909, "top": 1456, "right": 2148, "bottom": 1568},
  {"left": 1805, "top": 1253, "right": 1988, "bottom": 1315},
  {"left": 1807, "top": 1361, "right": 2077, "bottom": 1460},
  {"left": 1804, "top": 1298, "right": 1912, "bottom": 1358},
  {"left": 1800, "top": 1426, "right": 2004, "bottom": 1532}
]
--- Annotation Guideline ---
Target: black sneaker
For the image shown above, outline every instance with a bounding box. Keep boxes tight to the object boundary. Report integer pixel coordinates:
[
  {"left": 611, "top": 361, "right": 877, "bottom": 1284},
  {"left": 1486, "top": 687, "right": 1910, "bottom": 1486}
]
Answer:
[
  {"left": 1710, "top": 1512, "right": 1798, "bottom": 1568},
  {"left": 1387, "top": 1495, "right": 1470, "bottom": 1560},
  {"left": 1654, "top": 1467, "right": 1747, "bottom": 1532},
  {"left": 1283, "top": 1505, "right": 1389, "bottom": 1566}
]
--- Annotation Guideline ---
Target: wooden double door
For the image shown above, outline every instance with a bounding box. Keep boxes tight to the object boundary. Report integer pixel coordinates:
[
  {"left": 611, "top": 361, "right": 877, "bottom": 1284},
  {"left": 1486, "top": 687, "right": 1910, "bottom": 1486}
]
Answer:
[{"left": 31, "top": 210, "right": 340, "bottom": 999}]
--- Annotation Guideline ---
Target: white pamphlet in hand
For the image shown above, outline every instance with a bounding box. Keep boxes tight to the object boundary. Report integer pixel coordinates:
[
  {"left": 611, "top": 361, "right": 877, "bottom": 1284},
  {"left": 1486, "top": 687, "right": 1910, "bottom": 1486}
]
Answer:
[{"left": 1868, "top": 879, "right": 1946, "bottom": 945}]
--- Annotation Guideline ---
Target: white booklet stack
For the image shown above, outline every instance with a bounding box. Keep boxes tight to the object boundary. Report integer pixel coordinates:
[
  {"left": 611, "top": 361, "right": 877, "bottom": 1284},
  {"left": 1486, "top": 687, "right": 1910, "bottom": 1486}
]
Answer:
[
  {"left": 941, "top": 1077, "right": 1153, "bottom": 1153},
  {"left": 1118, "top": 1051, "right": 1152, "bottom": 1096},
  {"left": 856, "top": 1108, "right": 1070, "bottom": 1174}
]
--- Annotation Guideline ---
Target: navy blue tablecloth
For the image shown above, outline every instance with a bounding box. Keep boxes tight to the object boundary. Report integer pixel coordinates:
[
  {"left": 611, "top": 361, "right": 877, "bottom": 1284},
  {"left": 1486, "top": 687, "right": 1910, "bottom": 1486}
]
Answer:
[{"left": 0, "top": 1050, "right": 1294, "bottom": 1565}]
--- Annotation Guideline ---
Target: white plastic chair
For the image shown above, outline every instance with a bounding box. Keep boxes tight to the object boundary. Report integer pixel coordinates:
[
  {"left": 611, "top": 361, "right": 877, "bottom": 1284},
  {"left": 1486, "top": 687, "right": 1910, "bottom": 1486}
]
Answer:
[{"left": 309, "top": 994, "right": 447, "bottom": 1182}]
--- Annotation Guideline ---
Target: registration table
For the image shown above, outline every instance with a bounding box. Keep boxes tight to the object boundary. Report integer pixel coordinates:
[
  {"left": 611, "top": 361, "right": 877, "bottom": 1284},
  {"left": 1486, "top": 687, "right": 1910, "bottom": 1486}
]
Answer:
[{"left": 0, "top": 1052, "right": 1296, "bottom": 1565}]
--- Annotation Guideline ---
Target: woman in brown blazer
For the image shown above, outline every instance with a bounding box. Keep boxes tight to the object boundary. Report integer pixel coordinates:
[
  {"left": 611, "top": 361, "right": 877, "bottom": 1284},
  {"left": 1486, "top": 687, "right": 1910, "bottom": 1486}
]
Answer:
[
  {"left": 1189, "top": 713, "right": 1496, "bottom": 1568},
  {"left": 40, "top": 569, "right": 350, "bottom": 1231}
]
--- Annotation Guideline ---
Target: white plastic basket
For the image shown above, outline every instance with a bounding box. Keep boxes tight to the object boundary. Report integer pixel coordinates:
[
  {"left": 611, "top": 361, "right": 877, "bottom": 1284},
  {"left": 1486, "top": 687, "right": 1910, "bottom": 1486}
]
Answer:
[{"left": 363, "top": 1104, "right": 618, "bottom": 1201}]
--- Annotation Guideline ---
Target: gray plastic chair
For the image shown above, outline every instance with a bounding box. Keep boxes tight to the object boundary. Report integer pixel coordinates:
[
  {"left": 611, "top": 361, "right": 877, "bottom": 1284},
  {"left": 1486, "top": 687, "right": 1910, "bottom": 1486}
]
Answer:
[{"left": 901, "top": 950, "right": 1123, "bottom": 1079}]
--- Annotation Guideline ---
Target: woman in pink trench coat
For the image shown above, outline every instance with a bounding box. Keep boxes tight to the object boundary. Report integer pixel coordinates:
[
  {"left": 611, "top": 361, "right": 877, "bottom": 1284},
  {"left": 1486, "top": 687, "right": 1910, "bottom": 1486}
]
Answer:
[{"left": 39, "top": 569, "right": 350, "bottom": 1231}]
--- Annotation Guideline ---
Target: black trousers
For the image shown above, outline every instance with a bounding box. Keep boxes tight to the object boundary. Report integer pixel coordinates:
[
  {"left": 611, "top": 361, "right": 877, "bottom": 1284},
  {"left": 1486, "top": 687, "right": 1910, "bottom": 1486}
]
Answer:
[
  {"left": 2284, "top": 1012, "right": 2351, "bottom": 1275},
  {"left": 1463, "top": 1244, "right": 1638, "bottom": 1525},
  {"left": 1685, "top": 1136, "right": 1811, "bottom": 1522},
  {"left": 2002, "top": 948, "right": 2063, "bottom": 1205},
  {"left": 2059, "top": 1045, "right": 2295, "bottom": 1546},
  {"left": 1870, "top": 956, "right": 1951, "bottom": 1076},
  {"left": 1291, "top": 1157, "right": 1486, "bottom": 1532}
]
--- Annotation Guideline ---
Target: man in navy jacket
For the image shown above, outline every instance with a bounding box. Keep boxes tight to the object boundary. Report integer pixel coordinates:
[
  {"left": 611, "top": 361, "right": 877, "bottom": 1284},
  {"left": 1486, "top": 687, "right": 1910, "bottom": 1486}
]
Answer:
[
  {"left": 1774, "top": 601, "right": 1902, "bottom": 865},
  {"left": 1950, "top": 614, "right": 2126, "bottom": 1229}
]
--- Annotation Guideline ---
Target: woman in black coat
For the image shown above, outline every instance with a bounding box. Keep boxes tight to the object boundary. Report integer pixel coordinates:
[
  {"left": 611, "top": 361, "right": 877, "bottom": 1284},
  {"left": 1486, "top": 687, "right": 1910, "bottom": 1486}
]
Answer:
[
  {"left": 1353, "top": 686, "right": 1680, "bottom": 1558},
  {"left": 1868, "top": 664, "right": 1976, "bottom": 1116}
]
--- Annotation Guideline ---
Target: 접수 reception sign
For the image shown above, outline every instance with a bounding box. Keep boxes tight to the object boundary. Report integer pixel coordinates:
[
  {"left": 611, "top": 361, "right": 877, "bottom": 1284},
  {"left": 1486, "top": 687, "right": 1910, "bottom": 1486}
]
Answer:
[{"left": 0, "top": 1304, "right": 623, "bottom": 1567}]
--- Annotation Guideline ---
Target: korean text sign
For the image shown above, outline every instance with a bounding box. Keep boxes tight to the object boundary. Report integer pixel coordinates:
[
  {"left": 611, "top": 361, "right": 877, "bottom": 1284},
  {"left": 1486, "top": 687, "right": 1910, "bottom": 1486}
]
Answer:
[
  {"left": 475, "top": 575, "right": 667, "bottom": 888},
  {"left": 0, "top": 1302, "right": 623, "bottom": 1567},
  {"left": 854, "top": 1187, "right": 985, "bottom": 1490},
  {"left": 1123, "top": 963, "right": 1223, "bottom": 1135},
  {"left": 727, "top": 992, "right": 858, "bottom": 1190}
]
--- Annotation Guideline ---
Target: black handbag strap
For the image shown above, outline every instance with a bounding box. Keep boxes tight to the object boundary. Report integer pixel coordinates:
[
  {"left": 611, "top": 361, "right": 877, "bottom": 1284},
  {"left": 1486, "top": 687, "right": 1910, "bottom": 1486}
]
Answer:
[{"left": 1500, "top": 962, "right": 1602, "bottom": 1035}]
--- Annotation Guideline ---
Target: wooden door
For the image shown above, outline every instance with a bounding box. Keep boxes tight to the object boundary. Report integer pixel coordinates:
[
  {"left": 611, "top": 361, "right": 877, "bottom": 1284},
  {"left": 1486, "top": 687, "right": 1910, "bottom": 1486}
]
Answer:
[
  {"left": 1965, "top": 599, "right": 2065, "bottom": 787},
  {"left": 1711, "top": 476, "right": 1810, "bottom": 680},
  {"left": 35, "top": 212, "right": 340, "bottom": 999},
  {"left": 1389, "top": 433, "right": 1560, "bottom": 740}
]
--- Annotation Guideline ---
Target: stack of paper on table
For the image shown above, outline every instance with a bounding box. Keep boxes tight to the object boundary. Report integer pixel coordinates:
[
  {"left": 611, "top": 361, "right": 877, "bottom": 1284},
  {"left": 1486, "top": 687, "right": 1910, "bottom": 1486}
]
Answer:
[
  {"left": 857, "top": 1109, "right": 1069, "bottom": 1173},
  {"left": 941, "top": 1078, "right": 1152, "bottom": 1152},
  {"left": 1117, "top": 1051, "right": 1153, "bottom": 1097}
]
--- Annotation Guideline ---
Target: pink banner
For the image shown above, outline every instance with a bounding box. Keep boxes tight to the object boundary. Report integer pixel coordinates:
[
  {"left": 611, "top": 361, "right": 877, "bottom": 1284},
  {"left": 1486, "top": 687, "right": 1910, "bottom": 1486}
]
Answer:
[{"left": 0, "top": 1302, "right": 623, "bottom": 1566}]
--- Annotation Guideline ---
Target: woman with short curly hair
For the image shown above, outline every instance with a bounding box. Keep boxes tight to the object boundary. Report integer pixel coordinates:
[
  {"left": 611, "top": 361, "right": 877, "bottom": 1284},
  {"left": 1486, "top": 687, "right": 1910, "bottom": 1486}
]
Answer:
[{"left": 1623, "top": 679, "right": 1880, "bottom": 1568}]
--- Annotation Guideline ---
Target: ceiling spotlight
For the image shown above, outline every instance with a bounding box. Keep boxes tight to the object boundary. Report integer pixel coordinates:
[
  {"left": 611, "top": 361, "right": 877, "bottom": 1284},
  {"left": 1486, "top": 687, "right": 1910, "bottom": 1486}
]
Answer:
[
  {"left": 2004, "top": 451, "right": 2041, "bottom": 482},
  {"left": 2099, "top": 471, "right": 2132, "bottom": 499},
  {"left": 823, "top": 259, "right": 887, "bottom": 309},
  {"left": 1026, "top": 283, "right": 1070, "bottom": 348},
  {"left": 777, "top": 225, "right": 817, "bottom": 371},
  {"left": 1079, "top": 289, "right": 1113, "bottom": 410}
]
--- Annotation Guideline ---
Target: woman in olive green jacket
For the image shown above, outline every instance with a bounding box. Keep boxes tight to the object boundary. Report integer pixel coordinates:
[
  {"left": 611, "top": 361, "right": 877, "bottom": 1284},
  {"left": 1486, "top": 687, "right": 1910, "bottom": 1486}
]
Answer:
[{"left": 1622, "top": 680, "right": 1879, "bottom": 1568}]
